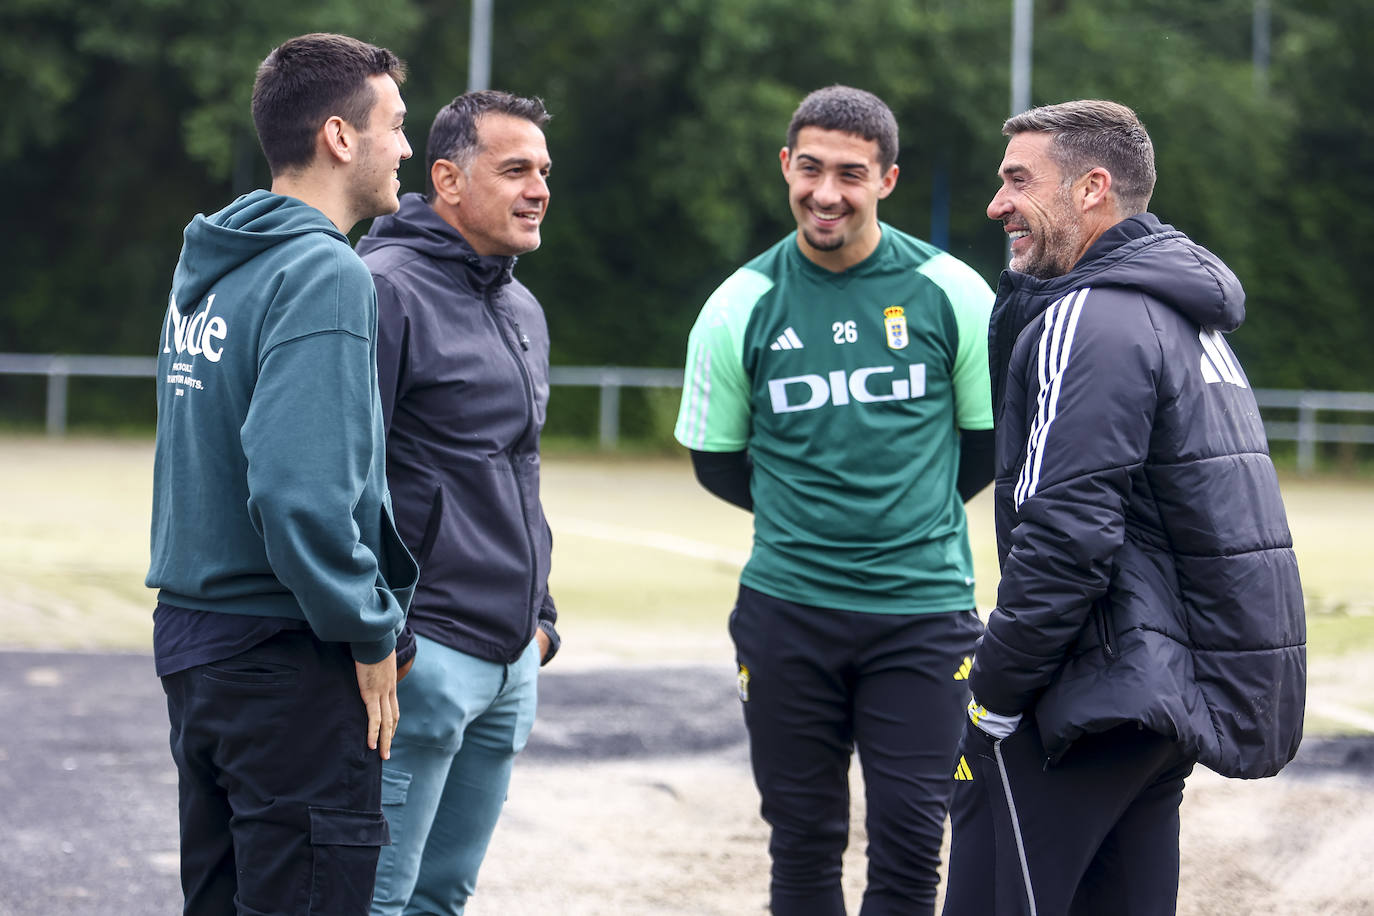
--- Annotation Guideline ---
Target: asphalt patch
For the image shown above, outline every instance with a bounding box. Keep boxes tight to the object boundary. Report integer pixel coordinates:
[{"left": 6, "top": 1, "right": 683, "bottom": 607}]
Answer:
[
  {"left": 528, "top": 663, "right": 746, "bottom": 761},
  {"left": 1283, "top": 732, "right": 1374, "bottom": 777},
  {"left": 0, "top": 651, "right": 745, "bottom": 915}
]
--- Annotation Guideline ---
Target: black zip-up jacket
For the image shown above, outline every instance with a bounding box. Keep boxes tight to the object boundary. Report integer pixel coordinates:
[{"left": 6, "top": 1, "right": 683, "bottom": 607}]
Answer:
[
  {"left": 971, "top": 214, "right": 1305, "bottom": 779},
  {"left": 356, "top": 193, "right": 558, "bottom": 665}
]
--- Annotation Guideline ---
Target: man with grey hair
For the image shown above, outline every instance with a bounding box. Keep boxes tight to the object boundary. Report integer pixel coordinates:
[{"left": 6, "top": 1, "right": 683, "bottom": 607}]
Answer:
[
  {"left": 356, "top": 89, "right": 560, "bottom": 915},
  {"left": 676, "top": 84, "right": 996, "bottom": 914},
  {"left": 942, "top": 99, "right": 1305, "bottom": 914}
]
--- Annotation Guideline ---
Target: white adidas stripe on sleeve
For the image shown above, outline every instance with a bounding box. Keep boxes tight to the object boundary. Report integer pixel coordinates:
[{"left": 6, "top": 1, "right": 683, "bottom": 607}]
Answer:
[{"left": 1016, "top": 288, "right": 1089, "bottom": 508}]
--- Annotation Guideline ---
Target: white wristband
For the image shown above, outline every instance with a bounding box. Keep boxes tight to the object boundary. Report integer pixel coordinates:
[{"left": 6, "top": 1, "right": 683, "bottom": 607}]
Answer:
[{"left": 967, "top": 698, "right": 1022, "bottom": 739}]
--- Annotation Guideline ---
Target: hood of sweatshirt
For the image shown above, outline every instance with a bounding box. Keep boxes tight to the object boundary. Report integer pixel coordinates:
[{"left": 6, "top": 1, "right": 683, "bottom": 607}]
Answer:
[{"left": 171, "top": 190, "right": 347, "bottom": 314}]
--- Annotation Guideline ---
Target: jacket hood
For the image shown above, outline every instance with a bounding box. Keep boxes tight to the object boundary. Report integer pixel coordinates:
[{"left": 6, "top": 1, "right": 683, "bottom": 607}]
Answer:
[
  {"left": 1006, "top": 214, "right": 1246, "bottom": 332},
  {"left": 357, "top": 192, "right": 515, "bottom": 289},
  {"left": 171, "top": 190, "right": 346, "bottom": 314}
]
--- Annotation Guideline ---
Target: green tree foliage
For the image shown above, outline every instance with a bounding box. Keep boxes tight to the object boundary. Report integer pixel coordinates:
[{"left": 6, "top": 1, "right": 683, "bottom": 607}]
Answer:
[
  {"left": 0, "top": 0, "right": 1368, "bottom": 399},
  {"left": 1239, "top": 0, "right": 1374, "bottom": 388},
  {"left": 1024, "top": 0, "right": 1295, "bottom": 377},
  {"left": 505, "top": 0, "right": 1012, "bottom": 365},
  {"left": 0, "top": 0, "right": 422, "bottom": 357}
]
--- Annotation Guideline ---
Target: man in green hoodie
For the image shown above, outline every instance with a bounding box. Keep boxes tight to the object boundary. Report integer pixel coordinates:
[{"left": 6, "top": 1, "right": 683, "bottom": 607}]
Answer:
[{"left": 147, "top": 33, "right": 419, "bottom": 916}]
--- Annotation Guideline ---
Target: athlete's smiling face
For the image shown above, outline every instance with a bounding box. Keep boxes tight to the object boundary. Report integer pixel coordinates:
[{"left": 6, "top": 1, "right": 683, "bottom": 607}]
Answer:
[{"left": 781, "top": 127, "right": 898, "bottom": 273}]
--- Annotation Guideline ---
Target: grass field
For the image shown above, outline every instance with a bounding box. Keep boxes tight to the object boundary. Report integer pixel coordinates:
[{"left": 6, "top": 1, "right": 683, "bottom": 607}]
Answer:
[{"left": 2, "top": 435, "right": 1370, "bottom": 726}]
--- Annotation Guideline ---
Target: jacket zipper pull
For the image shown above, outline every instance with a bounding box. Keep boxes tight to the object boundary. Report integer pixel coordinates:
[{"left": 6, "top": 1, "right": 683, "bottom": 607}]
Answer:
[{"left": 514, "top": 322, "right": 530, "bottom": 350}]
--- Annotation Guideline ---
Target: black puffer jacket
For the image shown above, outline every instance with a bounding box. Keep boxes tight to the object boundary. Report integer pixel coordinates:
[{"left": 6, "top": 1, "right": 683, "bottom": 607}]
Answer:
[
  {"left": 971, "top": 214, "right": 1305, "bottom": 779},
  {"left": 356, "top": 193, "right": 558, "bottom": 665}
]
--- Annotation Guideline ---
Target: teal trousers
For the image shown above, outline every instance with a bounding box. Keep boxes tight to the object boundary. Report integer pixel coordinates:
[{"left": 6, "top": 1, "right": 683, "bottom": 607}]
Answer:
[{"left": 370, "top": 634, "right": 540, "bottom": 915}]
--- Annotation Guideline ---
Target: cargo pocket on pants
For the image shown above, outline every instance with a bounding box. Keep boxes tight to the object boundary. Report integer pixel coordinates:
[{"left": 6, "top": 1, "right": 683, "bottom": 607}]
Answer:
[
  {"left": 307, "top": 806, "right": 390, "bottom": 915},
  {"left": 381, "top": 768, "right": 411, "bottom": 805}
]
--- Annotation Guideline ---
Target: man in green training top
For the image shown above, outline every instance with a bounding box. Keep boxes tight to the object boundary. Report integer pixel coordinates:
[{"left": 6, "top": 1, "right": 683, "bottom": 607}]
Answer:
[{"left": 675, "top": 85, "right": 996, "bottom": 915}]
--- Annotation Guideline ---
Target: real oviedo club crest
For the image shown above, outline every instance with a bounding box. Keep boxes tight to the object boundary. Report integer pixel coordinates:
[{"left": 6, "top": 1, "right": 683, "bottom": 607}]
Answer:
[{"left": 883, "top": 305, "right": 908, "bottom": 350}]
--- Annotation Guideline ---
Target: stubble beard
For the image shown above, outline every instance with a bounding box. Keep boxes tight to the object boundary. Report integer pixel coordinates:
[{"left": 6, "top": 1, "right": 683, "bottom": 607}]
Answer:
[
  {"left": 352, "top": 137, "right": 400, "bottom": 221},
  {"left": 1012, "top": 189, "right": 1081, "bottom": 280},
  {"left": 801, "top": 227, "right": 845, "bottom": 253}
]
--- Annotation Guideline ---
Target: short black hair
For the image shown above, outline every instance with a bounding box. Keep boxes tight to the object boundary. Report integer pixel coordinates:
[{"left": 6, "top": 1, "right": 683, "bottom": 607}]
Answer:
[
  {"left": 786, "top": 85, "right": 899, "bottom": 171},
  {"left": 251, "top": 33, "right": 406, "bottom": 177},
  {"left": 425, "top": 90, "right": 550, "bottom": 201},
  {"left": 1003, "top": 100, "right": 1156, "bottom": 214}
]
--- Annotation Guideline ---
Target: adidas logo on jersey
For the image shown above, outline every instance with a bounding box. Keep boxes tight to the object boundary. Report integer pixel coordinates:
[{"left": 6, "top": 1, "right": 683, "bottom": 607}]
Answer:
[
  {"left": 770, "top": 327, "right": 805, "bottom": 350},
  {"left": 953, "top": 656, "right": 973, "bottom": 681},
  {"left": 954, "top": 756, "right": 974, "bottom": 781}
]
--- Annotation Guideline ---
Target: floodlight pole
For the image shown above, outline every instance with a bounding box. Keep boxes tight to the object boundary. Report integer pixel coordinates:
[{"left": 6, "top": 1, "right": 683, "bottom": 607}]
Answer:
[
  {"left": 1011, "top": 0, "right": 1033, "bottom": 117},
  {"left": 1252, "top": 0, "right": 1270, "bottom": 98},
  {"left": 1006, "top": 0, "right": 1034, "bottom": 266},
  {"left": 468, "top": 0, "right": 492, "bottom": 91}
]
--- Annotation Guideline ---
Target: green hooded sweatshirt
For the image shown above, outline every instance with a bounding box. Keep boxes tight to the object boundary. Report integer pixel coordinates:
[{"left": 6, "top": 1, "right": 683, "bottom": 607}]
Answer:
[{"left": 147, "top": 190, "right": 417, "bottom": 663}]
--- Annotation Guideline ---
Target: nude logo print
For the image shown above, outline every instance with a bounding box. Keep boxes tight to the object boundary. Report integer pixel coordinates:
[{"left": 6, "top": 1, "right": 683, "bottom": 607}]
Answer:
[
  {"left": 162, "top": 293, "right": 229, "bottom": 362},
  {"left": 767, "top": 365, "right": 927, "bottom": 414}
]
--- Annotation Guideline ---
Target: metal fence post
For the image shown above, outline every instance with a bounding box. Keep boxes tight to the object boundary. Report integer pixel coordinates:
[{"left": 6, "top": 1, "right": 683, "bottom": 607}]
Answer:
[
  {"left": 1297, "top": 396, "right": 1317, "bottom": 476},
  {"left": 598, "top": 373, "right": 621, "bottom": 449},
  {"left": 45, "top": 362, "right": 68, "bottom": 437}
]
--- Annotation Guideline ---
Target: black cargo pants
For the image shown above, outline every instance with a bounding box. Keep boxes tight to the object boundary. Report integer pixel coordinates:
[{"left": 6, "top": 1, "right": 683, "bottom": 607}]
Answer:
[{"left": 162, "top": 629, "right": 389, "bottom": 916}]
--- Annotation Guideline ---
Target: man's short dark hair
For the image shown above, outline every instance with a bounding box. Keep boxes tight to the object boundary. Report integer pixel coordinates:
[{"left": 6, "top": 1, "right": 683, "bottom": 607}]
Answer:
[
  {"left": 425, "top": 90, "right": 551, "bottom": 201},
  {"left": 251, "top": 33, "right": 406, "bottom": 177},
  {"left": 1003, "top": 100, "right": 1156, "bottom": 215},
  {"left": 786, "top": 85, "right": 899, "bottom": 172}
]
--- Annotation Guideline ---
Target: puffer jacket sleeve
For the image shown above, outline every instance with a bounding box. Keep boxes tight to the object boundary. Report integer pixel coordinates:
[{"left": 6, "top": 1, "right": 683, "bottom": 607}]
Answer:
[{"left": 970, "top": 287, "right": 1160, "bottom": 715}]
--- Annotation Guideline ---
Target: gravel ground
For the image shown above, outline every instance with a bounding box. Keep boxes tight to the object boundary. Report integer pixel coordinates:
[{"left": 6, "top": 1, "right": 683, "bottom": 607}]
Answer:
[{"left": 1, "top": 649, "right": 1369, "bottom": 916}]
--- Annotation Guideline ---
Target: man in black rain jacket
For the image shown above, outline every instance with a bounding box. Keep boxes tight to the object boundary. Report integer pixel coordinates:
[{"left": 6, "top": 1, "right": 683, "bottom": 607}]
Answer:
[
  {"left": 355, "top": 90, "right": 559, "bottom": 915},
  {"left": 942, "top": 100, "right": 1305, "bottom": 916}
]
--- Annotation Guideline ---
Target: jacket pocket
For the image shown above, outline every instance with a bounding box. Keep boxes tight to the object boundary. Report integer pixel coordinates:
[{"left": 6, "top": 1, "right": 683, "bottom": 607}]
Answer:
[
  {"left": 379, "top": 504, "right": 420, "bottom": 610},
  {"left": 415, "top": 483, "right": 447, "bottom": 569},
  {"left": 1093, "top": 599, "right": 1120, "bottom": 661},
  {"left": 307, "top": 806, "right": 389, "bottom": 914}
]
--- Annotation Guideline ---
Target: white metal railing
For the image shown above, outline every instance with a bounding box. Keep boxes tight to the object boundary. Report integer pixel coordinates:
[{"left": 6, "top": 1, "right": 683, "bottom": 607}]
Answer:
[
  {"left": 1252, "top": 389, "right": 1374, "bottom": 474},
  {"left": 547, "top": 365, "right": 683, "bottom": 447},
  {"left": 0, "top": 354, "right": 157, "bottom": 437},
  {"left": 0, "top": 353, "right": 682, "bottom": 448},
  {"left": 3, "top": 354, "right": 1372, "bottom": 469}
]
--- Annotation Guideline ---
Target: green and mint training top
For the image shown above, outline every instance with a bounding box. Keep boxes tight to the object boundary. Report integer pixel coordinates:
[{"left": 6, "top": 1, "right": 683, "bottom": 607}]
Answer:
[{"left": 675, "top": 225, "right": 994, "bottom": 614}]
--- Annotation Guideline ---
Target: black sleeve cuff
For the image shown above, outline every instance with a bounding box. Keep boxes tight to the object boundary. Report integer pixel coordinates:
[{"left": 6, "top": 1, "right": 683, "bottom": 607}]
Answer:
[
  {"left": 538, "top": 618, "right": 560, "bottom": 666},
  {"left": 690, "top": 449, "right": 753, "bottom": 511},
  {"left": 957, "top": 428, "right": 996, "bottom": 503},
  {"left": 394, "top": 623, "right": 417, "bottom": 669}
]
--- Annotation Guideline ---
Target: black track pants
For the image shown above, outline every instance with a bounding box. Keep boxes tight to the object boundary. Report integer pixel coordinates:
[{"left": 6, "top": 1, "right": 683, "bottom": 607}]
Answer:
[
  {"left": 943, "top": 718, "right": 1195, "bottom": 916},
  {"left": 729, "top": 584, "right": 982, "bottom": 916}
]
